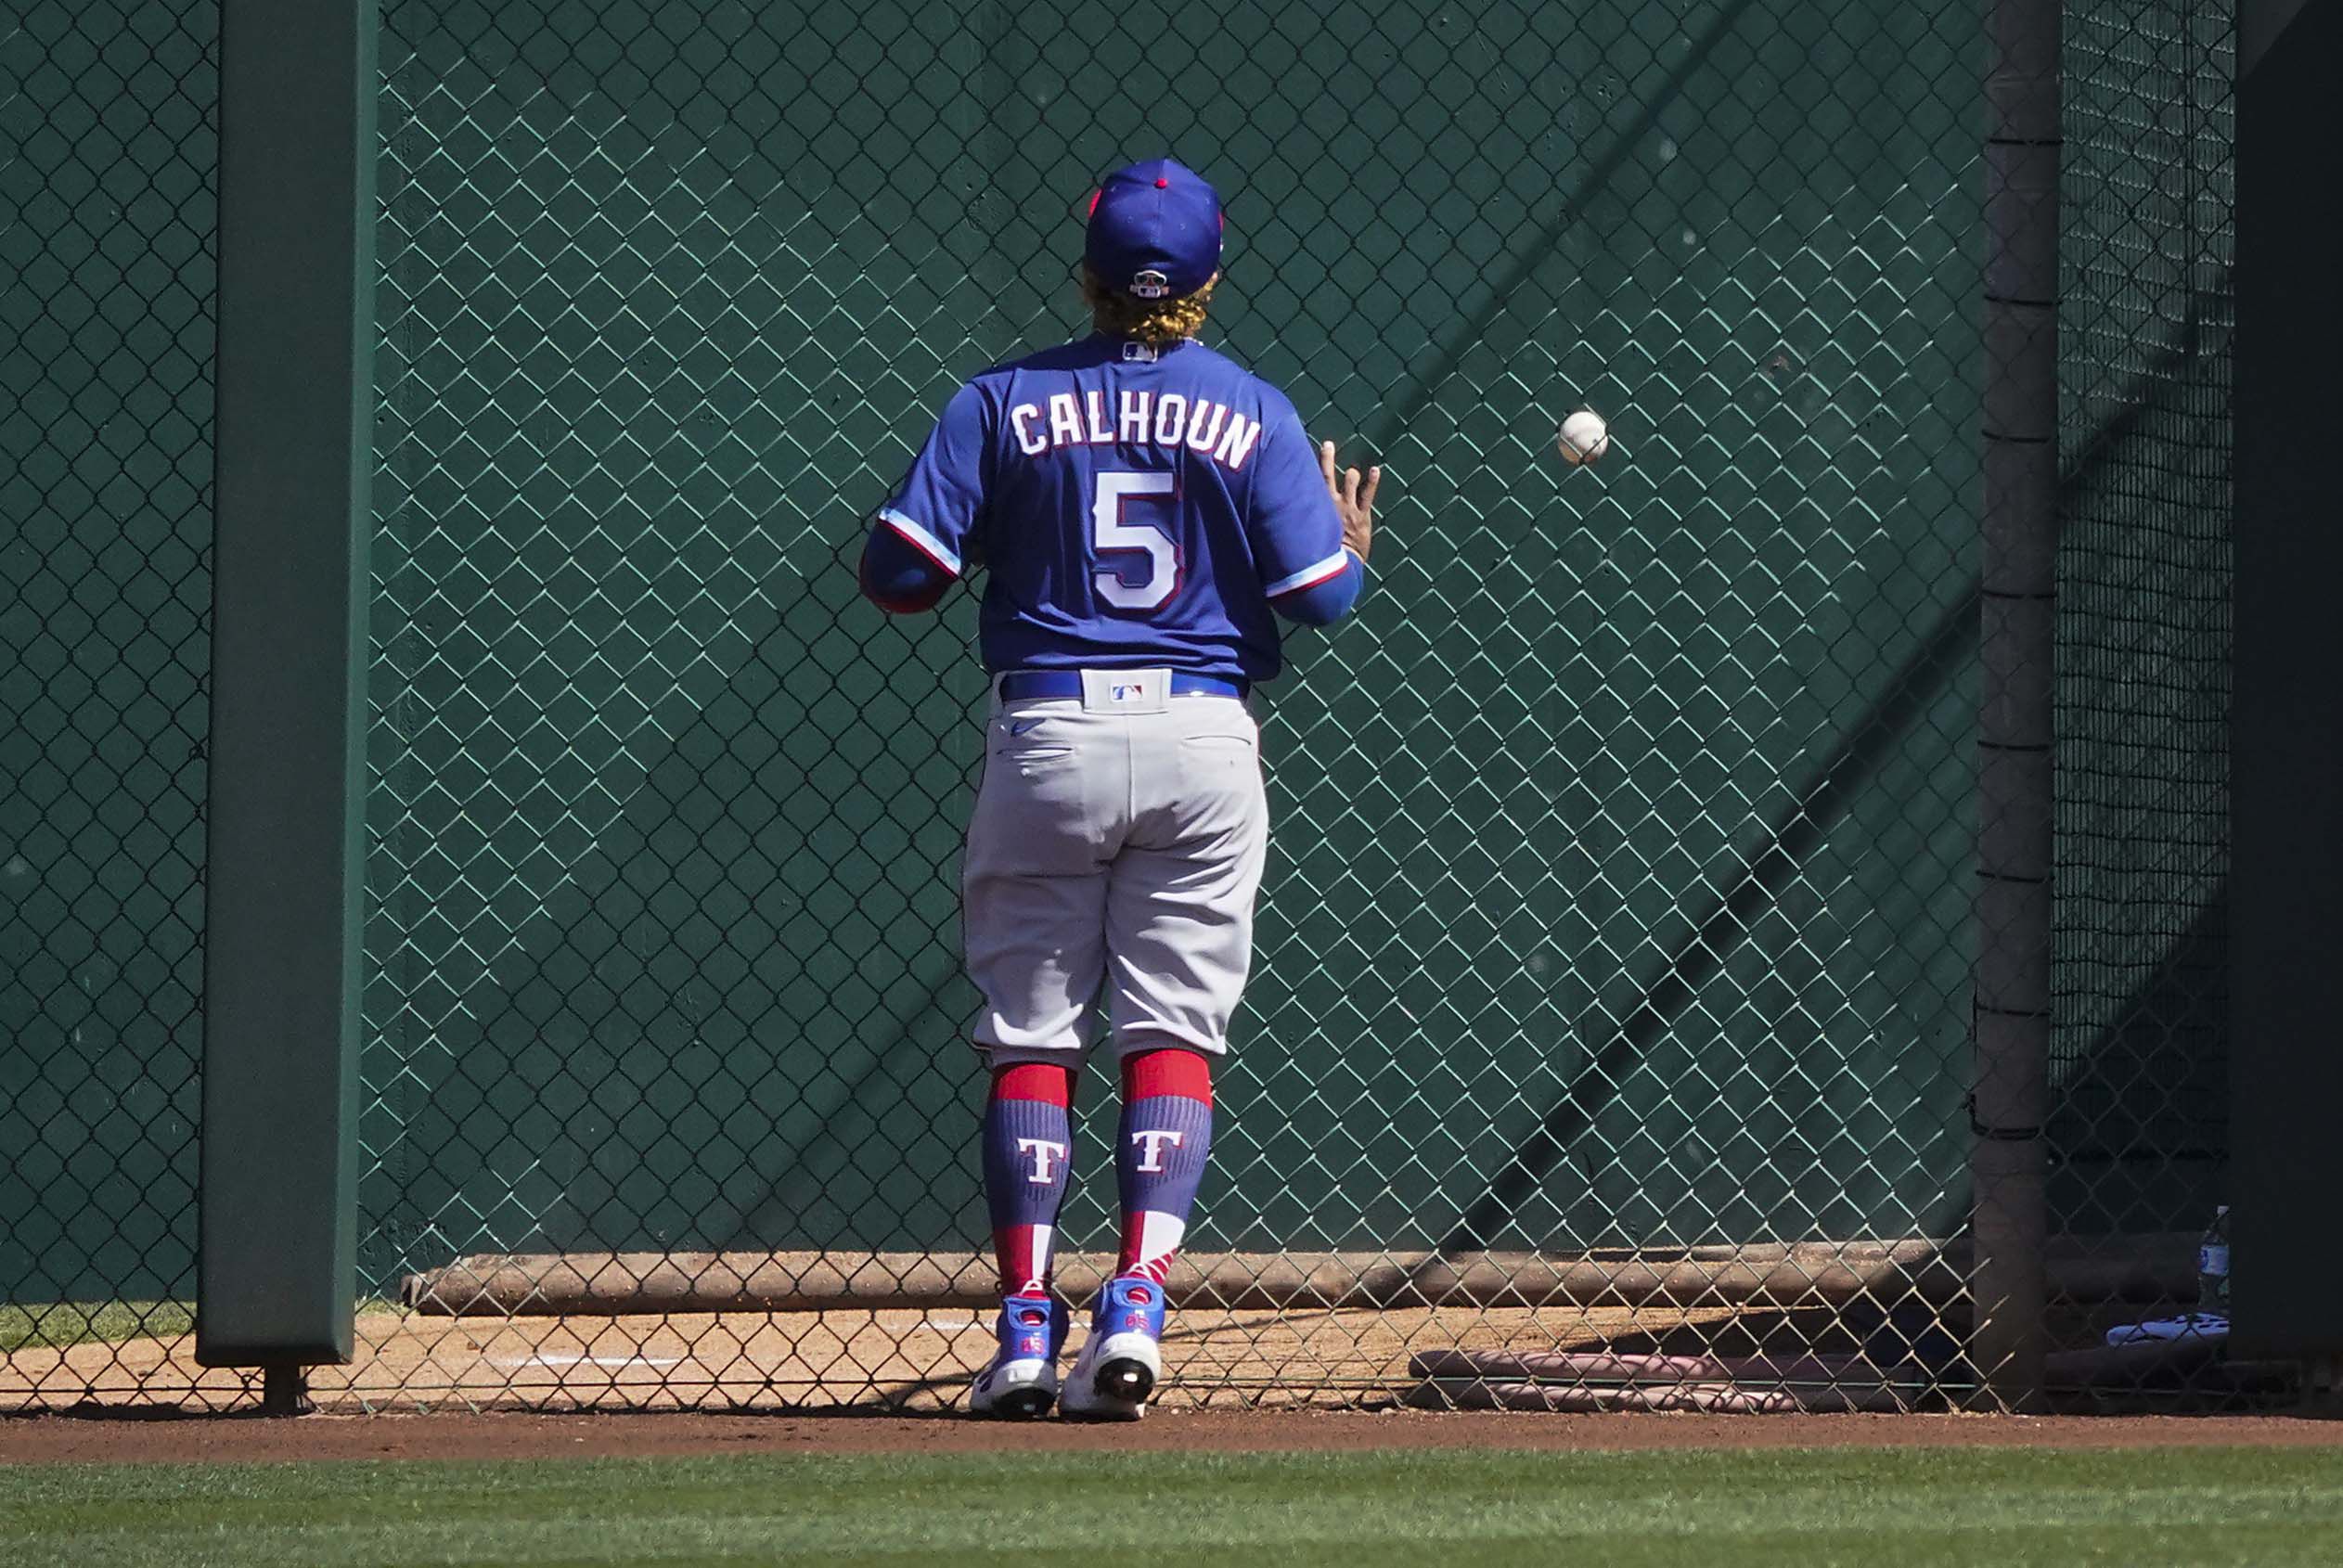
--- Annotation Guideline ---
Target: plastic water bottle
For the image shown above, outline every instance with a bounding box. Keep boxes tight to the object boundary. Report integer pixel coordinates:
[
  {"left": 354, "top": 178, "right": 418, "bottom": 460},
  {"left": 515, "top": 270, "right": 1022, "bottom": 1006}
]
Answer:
[{"left": 2196, "top": 1203, "right": 2231, "bottom": 1315}]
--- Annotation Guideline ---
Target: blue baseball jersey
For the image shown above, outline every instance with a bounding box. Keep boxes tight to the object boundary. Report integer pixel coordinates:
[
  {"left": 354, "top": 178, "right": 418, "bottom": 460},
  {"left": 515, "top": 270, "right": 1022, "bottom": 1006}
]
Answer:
[{"left": 875, "top": 335, "right": 1352, "bottom": 682}]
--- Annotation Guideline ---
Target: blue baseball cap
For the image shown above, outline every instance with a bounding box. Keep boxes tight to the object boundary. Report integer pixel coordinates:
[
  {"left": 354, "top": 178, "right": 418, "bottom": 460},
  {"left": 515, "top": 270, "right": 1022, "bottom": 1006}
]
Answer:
[{"left": 1085, "top": 159, "right": 1222, "bottom": 302}]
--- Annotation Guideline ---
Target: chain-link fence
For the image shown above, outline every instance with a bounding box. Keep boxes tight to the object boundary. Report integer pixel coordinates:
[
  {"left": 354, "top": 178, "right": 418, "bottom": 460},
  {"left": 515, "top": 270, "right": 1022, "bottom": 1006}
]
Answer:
[
  {"left": 0, "top": 0, "right": 239, "bottom": 1407},
  {"left": 2, "top": 0, "right": 2241, "bottom": 1414},
  {"left": 2048, "top": 0, "right": 2235, "bottom": 1401}
]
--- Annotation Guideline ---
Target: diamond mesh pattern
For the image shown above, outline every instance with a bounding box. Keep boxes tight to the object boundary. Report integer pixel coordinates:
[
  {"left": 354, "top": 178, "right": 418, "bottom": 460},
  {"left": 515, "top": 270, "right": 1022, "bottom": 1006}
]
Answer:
[
  {"left": 355, "top": 0, "right": 1992, "bottom": 1411},
  {"left": 0, "top": 0, "right": 227, "bottom": 1406},
  {"left": 1, "top": 0, "right": 2239, "bottom": 1413},
  {"left": 2051, "top": 1, "right": 2233, "bottom": 1280}
]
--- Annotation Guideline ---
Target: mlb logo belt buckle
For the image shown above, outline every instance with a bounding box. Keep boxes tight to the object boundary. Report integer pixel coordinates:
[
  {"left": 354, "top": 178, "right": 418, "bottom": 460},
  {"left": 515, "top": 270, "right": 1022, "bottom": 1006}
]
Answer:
[{"left": 1080, "top": 667, "right": 1172, "bottom": 713}]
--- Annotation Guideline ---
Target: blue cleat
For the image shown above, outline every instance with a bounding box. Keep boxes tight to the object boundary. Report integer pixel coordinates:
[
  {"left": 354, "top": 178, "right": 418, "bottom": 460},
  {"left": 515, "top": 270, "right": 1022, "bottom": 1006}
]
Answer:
[
  {"left": 969, "top": 1292, "right": 1068, "bottom": 1419},
  {"left": 1061, "top": 1276, "right": 1166, "bottom": 1420}
]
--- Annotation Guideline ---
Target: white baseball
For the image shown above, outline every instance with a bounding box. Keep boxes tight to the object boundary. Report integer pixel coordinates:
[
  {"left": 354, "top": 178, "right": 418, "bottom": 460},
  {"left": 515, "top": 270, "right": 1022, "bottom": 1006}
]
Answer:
[{"left": 1557, "top": 409, "right": 1610, "bottom": 466}]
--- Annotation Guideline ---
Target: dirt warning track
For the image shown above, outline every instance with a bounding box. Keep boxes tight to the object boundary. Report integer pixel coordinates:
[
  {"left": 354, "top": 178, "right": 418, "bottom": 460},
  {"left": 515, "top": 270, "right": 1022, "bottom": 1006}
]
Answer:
[{"left": 6, "top": 1407, "right": 2343, "bottom": 1467}]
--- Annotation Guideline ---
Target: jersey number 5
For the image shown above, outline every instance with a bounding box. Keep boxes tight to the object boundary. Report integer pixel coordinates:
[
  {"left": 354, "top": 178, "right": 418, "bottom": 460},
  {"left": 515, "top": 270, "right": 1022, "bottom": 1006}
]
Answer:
[{"left": 1091, "top": 471, "right": 1179, "bottom": 612}]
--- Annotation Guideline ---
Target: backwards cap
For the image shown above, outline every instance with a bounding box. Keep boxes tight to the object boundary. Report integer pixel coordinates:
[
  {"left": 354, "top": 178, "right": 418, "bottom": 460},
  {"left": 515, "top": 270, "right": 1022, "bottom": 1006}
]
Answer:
[{"left": 1085, "top": 158, "right": 1222, "bottom": 302}]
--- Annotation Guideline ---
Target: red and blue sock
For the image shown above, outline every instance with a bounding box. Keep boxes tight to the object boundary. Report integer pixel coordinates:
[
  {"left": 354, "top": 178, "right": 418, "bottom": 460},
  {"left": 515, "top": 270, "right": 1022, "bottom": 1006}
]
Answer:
[
  {"left": 982, "top": 1061, "right": 1075, "bottom": 1298},
  {"left": 1114, "top": 1047, "right": 1213, "bottom": 1284}
]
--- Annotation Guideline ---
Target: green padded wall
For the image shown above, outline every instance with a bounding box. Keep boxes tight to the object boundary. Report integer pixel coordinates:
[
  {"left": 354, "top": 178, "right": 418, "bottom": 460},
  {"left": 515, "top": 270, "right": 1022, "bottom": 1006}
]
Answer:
[
  {"left": 0, "top": 0, "right": 2238, "bottom": 1378},
  {"left": 1, "top": 0, "right": 215, "bottom": 1306},
  {"left": 358, "top": 0, "right": 1982, "bottom": 1290}
]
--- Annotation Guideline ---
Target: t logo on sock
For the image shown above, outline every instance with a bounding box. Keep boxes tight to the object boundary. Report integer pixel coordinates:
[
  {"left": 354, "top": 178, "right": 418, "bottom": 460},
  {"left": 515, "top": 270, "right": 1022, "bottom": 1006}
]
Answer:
[
  {"left": 1129, "top": 1129, "right": 1186, "bottom": 1173},
  {"left": 1018, "top": 1137, "right": 1069, "bottom": 1183}
]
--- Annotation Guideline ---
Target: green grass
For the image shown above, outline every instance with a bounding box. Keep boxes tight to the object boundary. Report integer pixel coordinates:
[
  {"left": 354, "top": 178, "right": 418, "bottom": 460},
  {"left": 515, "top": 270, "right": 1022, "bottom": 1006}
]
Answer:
[
  {"left": 0, "top": 1301, "right": 193, "bottom": 1354},
  {"left": 5, "top": 1446, "right": 2343, "bottom": 1567}
]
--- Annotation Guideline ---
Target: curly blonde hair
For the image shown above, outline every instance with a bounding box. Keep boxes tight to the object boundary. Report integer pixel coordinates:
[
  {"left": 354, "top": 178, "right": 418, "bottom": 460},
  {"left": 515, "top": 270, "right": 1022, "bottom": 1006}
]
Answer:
[{"left": 1082, "top": 267, "right": 1218, "bottom": 348}]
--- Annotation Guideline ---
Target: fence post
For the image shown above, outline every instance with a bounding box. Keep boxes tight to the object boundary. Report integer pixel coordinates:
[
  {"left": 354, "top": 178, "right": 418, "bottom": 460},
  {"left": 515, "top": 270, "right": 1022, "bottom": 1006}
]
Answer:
[
  {"left": 1974, "top": 0, "right": 2060, "bottom": 1412},
  {"left": 196, "top": 0, "right": 380, "bottom": 1407},
  {"left": 2231, "top": 0, "right": 2343, "bottom": 1383}
]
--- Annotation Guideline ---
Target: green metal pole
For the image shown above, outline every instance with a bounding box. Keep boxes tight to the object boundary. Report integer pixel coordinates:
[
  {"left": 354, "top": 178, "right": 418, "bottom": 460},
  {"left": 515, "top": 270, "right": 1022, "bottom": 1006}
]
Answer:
[
  {"left": 196, "top": 0, "right": 379, "bottom": 1406},
  {"left": 1974, "top": 0, "right": 2059, "bottom": 1413}
]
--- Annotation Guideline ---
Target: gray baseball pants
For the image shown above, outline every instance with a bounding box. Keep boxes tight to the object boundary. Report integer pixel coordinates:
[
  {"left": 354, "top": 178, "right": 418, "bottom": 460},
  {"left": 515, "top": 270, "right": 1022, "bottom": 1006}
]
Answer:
[{"left": 963, "top": 669, "right": 1268, "bottom": 1064}]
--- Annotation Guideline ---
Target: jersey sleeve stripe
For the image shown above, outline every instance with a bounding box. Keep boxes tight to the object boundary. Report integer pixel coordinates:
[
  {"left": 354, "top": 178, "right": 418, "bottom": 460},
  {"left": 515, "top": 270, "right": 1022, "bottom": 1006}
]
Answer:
[
  {"left": 1262, "top": 548, "right": 1352, "bottom": 598},
  {"left": 878, "top": 507, "right": 962, "bottom": 576}
]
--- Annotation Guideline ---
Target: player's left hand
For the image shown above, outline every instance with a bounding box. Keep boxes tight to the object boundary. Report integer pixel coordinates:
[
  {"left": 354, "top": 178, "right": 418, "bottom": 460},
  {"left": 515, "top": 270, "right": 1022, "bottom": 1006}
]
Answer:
[{"left": 1320, "top": 440, "right": 1382, "bottom": 563}]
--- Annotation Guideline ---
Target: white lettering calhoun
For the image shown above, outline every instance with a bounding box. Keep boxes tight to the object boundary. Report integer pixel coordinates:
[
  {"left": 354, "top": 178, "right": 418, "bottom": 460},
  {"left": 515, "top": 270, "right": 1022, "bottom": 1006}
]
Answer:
[{"left": 1005, "top": 392, "right": 1262, "bottom": 472}]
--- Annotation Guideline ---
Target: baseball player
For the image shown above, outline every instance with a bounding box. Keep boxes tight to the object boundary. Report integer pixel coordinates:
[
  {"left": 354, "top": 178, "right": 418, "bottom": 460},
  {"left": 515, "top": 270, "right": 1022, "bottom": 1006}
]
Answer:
[{"left": 859, "top": 158, "right": 1379, "bottom": 1420}]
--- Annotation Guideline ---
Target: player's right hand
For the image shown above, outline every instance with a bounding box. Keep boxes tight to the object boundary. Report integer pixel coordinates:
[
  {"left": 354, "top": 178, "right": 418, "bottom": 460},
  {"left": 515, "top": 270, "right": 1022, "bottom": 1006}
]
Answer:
[{"left": 1320, "top": 439, "right": 1382, "bottom": 563}]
